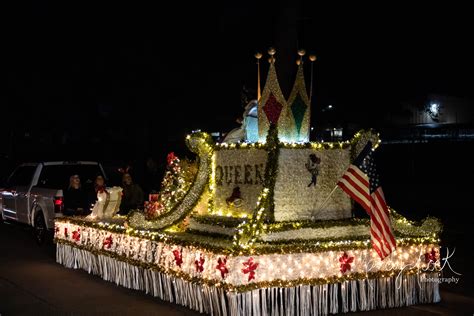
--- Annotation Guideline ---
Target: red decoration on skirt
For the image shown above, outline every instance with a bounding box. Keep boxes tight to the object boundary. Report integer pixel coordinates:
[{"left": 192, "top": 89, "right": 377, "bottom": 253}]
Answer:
[
  {"left": 195, "top": 254, "right": 205, "bottom": 273},
  {"left": 173, "top": 249, "right": 183, "bottom": 267},
  {"left": 103, "top": 235, "right": 113, "bottom": 249},
  {"left": 72, "top": 228, "right": 81, "bottom": 242},
  {"left": 242, "top": 257, "right": 259, "bottom": 282},
  {"left": 216, "top": 257, "right": 229, "bottom": 279},
  {"left": 339, "top": 252, "right": 354, "bottom": 274}
]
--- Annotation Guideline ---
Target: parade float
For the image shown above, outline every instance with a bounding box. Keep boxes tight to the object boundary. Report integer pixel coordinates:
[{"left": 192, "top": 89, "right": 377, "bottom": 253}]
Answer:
[{"left": 54, "top": 49, "right": 442, "bottom": 315}]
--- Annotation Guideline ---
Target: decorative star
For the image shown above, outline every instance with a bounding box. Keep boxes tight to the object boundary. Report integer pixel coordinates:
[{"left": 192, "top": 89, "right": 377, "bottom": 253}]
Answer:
[
  {"left": 194, "top": 254, "right": 205, "bottom": 273},
  {"left": 173, "top": 249, "right": 183, "bottom": 268},
  {"left": 241, "top": 257, "right": 259, "bottom": 282},
  {"left": 339, "top": 252, "right": 354, "bottom": 274},
  {"left": 216, "top": 257, "right": 229, "bottom": 279},
  {"left": 103, "top": 235, "right": 113, "bottom": 249}
]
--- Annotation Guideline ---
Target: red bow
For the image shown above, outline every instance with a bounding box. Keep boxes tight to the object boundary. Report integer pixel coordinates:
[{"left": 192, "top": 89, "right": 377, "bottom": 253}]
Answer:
[
  {"left": 72, "top": 229, "right": 81, "bottom": 242},
  {"left": 173, "top": 249, "right": 183, "bottom": 267},
  {"left": 195, "top": 254, "right": 205, "bottom": 273},
  {"left": 424, "top": 248, "right": 437, "bottom": 264},
  {"left": 242, "top": 257, "right": 259, "bottom": 282},
  {"left": 103, "top": 235, "right": 113, "bottom": 249},
  {"left": 167, "top": 152, "right": 178, "bottom": 165},
  {"left": 216, "top": 257, "right": 228, "bottom": 279},
  {"left": 339, "top": 252, "right": 354, "bottom": 274}
]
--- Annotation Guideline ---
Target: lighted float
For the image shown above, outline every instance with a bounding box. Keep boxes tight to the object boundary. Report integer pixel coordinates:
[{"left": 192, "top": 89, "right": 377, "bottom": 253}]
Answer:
[{"left": 54, "top": 49, "right": 442, "bottom": 315}]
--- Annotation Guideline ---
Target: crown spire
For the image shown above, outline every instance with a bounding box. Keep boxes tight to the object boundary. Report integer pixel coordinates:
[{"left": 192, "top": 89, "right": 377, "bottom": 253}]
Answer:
[
  {"left": 255, "top": 52, "right": 262, "bottom": 101},
  {"left": 309, "top": 54, "right": 317, "bottom": 104},
  {"left": 287, "top": 51, "right": 311, "bottom": 142}
]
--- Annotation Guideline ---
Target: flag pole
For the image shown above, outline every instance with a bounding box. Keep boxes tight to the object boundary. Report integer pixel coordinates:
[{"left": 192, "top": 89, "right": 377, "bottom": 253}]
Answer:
[{"left": 312, "top": 184, "right": 339, "bottom": 219}]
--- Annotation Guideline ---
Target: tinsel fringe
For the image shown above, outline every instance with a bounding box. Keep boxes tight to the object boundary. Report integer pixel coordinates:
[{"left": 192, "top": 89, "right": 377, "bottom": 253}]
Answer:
[{"left": 57, "top": 244, "right": 440, "bottom": 315}]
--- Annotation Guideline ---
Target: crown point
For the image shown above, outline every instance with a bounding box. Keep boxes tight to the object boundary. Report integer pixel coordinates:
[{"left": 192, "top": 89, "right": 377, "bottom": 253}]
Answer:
[
  {"left": 309, "top": 54, "right": 317, "bottom": 62},
  {"left": 298, "top": 49, "right": 306, "bottom": 57},
  {"left": 268, "top": 47, "right": 276, "bottom": 56},
  {"left": 255, "top": 52, "right": 262, "bottom": 59}
]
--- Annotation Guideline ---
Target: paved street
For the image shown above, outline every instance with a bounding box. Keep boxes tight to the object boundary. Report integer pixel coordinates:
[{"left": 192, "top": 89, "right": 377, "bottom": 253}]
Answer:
[{"left": 0, "top": 220, "right": 472, "bottom": 315}]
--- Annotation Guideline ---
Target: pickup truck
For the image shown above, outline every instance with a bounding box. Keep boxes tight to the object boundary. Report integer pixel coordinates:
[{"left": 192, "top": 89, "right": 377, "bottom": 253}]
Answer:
[{"left": 0, "top": 161, "right": 106, "bottom": 244}]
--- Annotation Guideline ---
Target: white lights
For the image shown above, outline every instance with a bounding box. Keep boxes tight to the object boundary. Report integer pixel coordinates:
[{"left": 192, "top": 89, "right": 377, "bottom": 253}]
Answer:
[
  {"left": 430, "top": 103, "right": 439, "bottom": 116},
  {"left": 55, "top": 219, "right": 440, "bottom": 287},
  {"left": 427, "top": 102, "right": 441, "bottom": 120}
]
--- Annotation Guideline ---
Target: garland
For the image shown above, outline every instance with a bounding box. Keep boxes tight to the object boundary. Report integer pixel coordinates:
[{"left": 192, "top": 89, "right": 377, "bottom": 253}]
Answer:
[
  {"left": 232, "top": 124, "right": 280, "bottom": 251},
  {"left": 57, "top": 208, "right": 441, "bottom": 255},
  {"left": 191, "top": 215, "right": 246, "bottom": 228},
  {"left": 55, "top": 238, "right": 438, "bottom": 293}
]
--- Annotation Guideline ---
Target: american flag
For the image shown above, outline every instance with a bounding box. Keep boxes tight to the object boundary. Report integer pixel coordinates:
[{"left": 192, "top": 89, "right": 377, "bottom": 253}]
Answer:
[{"left": 338, "top": 141, "right": 396, "bottom": 260}]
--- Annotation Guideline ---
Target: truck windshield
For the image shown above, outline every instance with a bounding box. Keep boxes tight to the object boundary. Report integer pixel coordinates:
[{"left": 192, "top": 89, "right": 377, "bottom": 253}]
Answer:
[
  {"left": 37, "top": 165, "right": 105, "bottom": 190},
  {"left": 8, "top": 166, "right": 37, "bottom": 187}
]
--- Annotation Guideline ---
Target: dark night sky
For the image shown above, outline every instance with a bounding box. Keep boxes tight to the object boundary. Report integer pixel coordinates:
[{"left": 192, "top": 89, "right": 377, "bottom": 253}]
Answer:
[{"left": 4, "top": 1, "right": 473, "bottom": 160}]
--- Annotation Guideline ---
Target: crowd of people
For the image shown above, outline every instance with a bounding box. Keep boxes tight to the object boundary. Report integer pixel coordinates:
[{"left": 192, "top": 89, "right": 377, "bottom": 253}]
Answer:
[{"left": 63, "top": 172, "right": 144, "bottom": 216}]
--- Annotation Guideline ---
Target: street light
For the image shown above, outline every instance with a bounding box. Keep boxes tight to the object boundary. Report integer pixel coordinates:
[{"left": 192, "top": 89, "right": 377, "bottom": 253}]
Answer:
[{"left": 322, "top": 105, "right": 334, "bottom": 112}]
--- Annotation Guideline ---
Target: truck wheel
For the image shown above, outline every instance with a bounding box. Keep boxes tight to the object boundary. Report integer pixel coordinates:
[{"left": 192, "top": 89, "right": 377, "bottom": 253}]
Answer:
[{"left": 34, "top": 211, "right": 47, "bottom": 245}]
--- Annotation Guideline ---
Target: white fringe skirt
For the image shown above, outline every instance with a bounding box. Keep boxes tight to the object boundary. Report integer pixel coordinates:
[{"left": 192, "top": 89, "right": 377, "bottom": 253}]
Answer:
[{"left": 57, "top": 243, "right": 440, "bottom": 315}]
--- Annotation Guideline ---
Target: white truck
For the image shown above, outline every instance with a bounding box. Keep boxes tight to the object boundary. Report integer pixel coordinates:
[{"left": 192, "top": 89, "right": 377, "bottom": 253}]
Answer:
[{"left": 0, "top": 161, "right": 106, "bottom": 244}]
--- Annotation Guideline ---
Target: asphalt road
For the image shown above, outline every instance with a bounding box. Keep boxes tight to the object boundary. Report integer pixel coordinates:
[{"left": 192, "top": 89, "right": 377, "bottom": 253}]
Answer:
[{"left": 0, "top": 220, "right": 472, "bottom": 315}]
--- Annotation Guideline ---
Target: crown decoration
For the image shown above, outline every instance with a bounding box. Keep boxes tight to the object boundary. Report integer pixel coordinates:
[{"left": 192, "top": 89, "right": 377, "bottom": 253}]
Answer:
[
  {"left": 258, "top": 48, "right": 289, "bottom": 141},
  {"left": 257, "top": 47, "right": 314, "bottom": 143}
]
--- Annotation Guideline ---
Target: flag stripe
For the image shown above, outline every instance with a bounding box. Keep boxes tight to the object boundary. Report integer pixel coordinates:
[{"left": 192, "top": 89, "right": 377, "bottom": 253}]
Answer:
[
  {"left": 338, "top": 179, "right": 371, "bottom": 212},
  {"left": 343, "top": 171, "right": 371, "bottom": 200},
  {"left": 372, "top": 190, "right": 397, "bottom": 248},
  {"left": 371, "top": 225, "right": 389, "bottom": 257},
  {"left": 369, "top": 201, "right": 394, "bottom": 253},
  {"left": 371, "top": 238, "right": 384, "bottom": 259},
  {"left": 369, "top": 217, "right": 391, "bottom": 255},
  {"left": 347, "top": 166, "right": 370, "bottom": 187},
  {"left": 371, "top": 233, "right": 387, "bottom": 258},
  {"left": 340, "top": 174, "right": 371, "bottom": 204}
]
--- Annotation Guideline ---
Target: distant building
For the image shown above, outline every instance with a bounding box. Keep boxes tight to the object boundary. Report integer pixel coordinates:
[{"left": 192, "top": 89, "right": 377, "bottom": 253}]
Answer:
[
  {"left": 386, "top": 94, "right": 473, "bottom": 126},
  {"left": 382, "top": 94, "right": 473, "bottom": 143}
]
